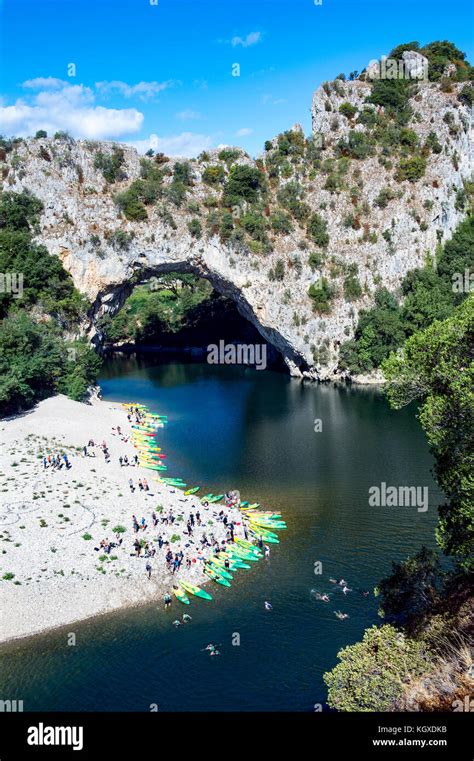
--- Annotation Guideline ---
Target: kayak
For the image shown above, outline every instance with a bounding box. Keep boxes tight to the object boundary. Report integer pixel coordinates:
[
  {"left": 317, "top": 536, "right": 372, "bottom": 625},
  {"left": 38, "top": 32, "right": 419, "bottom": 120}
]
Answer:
[
  {"left": 201, "top": 493, "right": 214, "bottom": 502},
  {"left": 235, "top": 538, "right": 262, "bottom": 552},
  {"left": 180, "top": 581, "right": 212, "bottom": 601},
  {"left": 173, "top": 587, "right": 190, "bottom": 604},
  {"left": 208, "top": 494, "right": 224, "bottom": 503},
  {"left": 230, "top": 546, "right": 259, "bottom": 562},
  {"left": 232, "top": 541, "right": 262, "bottom": 558},
  {"left": 184, "top": 486, "right": 200, "bottom": 495},
  {"left": 249, "top": 531, "right": 279, "bottom": 544},
  {"left": 219, "top": 553, "right": 251, "bottom": 570},
  {"left": 207, "top": 558, "right": 233, "bottom": 579},
  {"left": 250, "top": 520, "right": 287, "bottom": 529},
  {"left": 204, "top": 567, "right": 231, "bottom": 587}
]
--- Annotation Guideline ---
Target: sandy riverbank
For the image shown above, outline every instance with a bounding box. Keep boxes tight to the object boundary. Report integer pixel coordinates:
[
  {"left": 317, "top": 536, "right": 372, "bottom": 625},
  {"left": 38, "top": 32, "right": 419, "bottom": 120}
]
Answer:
[{"left": 0, "top": 395, "right": 244, "bottom": 645}]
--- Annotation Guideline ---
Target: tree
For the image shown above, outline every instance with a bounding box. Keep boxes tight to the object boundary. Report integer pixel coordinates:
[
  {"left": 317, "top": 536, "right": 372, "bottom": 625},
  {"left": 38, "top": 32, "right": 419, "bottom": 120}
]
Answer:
[
  {"left": 383, "top": 298, "right": 474, "bottom": 570},
  {"left": 307, "top": 213, "right": 329, "bottom": 247},
  {"left": 339, "top": 102, "right": 357, "bottom": 119},
  {"left": 308, "top": 278, "right": 333, "bottom": 314},
  {"left": 35, "top": 130, "right": 47, "bottom": 139},
  {"left": 202, "top": 164, "right": 225, "bottom": 185},
  {"left": 324, "top": 625, "right": 431, "bottom": 712},
  {"left": 376, "top": 547, "right": 442, "bottom": 627},
  {"left": 396, "top": 155, "right": 427, "bottom": 182},
  {"left": 223, "top": 165, "right": 264, "bottom": 205},
  {"left": 339, "top": 289, "right": 405, "bottom": 373}
]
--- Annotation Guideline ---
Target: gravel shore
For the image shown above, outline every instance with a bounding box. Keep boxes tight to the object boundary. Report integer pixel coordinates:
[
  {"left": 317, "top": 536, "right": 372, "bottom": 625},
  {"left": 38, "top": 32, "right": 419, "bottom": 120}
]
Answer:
[{"left": 0, "top": 395, "right": 243, "bottom": 644}]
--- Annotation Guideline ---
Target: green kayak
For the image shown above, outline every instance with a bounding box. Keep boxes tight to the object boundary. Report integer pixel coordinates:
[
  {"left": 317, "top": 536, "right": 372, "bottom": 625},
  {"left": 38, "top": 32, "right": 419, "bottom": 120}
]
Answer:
[
  {"left": 184, "top": 486, "right": 200, "bottom": 495},
  {"left": 180, "top": 581, "right": 213, "bottom": 601},
  {"left": 231, "top": 546, "right": 260, "bottom": 562},
  {"left": 208, "top": 494, "right": 224, "bottom": 503},
  {"left": 173, "top": 586, "right": 190, "bottom": 604},
  {"left": 207, "top": 558, "right": 233, "bottom": 579},
  {"left": 204, "top": 567, "right": 231, "bottom": 587}
]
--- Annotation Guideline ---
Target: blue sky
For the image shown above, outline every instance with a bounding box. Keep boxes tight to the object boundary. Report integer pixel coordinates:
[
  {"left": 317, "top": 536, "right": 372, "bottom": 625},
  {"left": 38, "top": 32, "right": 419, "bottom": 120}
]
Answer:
[{"left": 1, "top": 0, "right": 473, "bottom": 156}]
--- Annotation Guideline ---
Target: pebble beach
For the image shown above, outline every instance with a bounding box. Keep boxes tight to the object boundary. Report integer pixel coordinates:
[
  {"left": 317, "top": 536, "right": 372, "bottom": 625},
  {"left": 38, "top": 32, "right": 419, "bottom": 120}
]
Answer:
[{"left": 0, "top": 395, "right": 245, "bottom": 644}]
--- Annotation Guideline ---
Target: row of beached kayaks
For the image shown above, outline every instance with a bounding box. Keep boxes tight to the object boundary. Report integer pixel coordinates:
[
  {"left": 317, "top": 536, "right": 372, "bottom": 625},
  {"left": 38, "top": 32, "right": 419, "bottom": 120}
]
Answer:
[
  {"left": 172, "top": 538, "right": 269, "bottom": 603},
  {"left": 121, "top": 401, "right": 287, "bottom": 605},
  {"left": 122, "top": 403, "right": 170, "bottom": 473}
]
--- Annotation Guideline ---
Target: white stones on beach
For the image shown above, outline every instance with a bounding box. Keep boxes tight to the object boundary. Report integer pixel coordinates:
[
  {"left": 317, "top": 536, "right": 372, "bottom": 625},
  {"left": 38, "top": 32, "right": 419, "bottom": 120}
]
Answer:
[{"left": 0, "top": 395, "right": 241, "bottom": 644}]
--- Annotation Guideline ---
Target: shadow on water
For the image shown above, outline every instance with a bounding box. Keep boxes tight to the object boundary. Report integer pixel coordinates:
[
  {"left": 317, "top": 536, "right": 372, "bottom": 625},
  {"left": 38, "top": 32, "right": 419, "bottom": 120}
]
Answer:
[{"left": 1, "top": 358, "right": 441, "bottom": 711}]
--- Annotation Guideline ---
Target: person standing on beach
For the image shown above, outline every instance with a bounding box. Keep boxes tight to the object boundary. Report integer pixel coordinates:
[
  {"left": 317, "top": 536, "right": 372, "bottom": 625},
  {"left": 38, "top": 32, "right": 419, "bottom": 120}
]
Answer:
[
  {"left": 129, "top": 479, "right": 135, "bottom": 493},
  {"left": 146, "top": 562, "right": 152, "bottom": 580}
]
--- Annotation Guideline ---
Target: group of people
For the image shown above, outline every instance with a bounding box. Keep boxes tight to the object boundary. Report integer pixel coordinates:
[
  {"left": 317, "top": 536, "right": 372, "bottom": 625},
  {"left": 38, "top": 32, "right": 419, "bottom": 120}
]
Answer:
[
  {"left": 129, "top": 477, "right": 151, "bottom": 493},
  {"left": 43, "top": 453, "right": 71, "bottom": 470},
  {"left": 83, "top": 440, "right": 110, "bottom": 463},
  {"left": 311, "top": 577, "right": 371, "bottom": 620},
  {"left": 119, "top": 454, "right": 139, "bottom": 467}
]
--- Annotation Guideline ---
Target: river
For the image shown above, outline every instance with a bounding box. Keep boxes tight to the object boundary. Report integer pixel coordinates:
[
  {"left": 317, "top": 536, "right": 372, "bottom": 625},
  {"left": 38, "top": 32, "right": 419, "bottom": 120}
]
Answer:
[{"left": 2, "top": 357, "right": 441, "bottom": 711}]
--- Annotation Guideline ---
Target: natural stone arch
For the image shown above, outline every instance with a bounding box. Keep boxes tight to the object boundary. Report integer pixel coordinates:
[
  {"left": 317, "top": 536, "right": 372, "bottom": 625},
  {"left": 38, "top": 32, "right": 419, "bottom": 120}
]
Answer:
[{"left": 89, "top": 258, "right": 311, "bottom": 376}]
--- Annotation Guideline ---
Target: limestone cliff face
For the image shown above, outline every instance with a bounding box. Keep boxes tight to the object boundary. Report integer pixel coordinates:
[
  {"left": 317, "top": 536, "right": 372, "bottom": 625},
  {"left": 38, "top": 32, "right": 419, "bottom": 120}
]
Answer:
[{"left": 2, "top": 68, "right": 472, "bottom": 379}]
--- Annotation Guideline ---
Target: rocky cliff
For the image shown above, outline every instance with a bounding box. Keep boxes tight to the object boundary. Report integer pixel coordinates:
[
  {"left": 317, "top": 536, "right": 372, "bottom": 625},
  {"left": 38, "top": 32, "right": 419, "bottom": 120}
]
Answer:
[{"left": 1, "top": 57, "right": 472, "bottom": 379}]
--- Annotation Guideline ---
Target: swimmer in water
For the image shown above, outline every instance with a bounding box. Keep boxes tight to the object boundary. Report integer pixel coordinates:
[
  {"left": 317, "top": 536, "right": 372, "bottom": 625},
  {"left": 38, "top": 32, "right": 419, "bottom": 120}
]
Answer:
[
  {"left": 182, "top": 613, "right": 192, "bottom": 622},
  {"left": 334, "top": 610, "right": 349, "bottom": 620},
  {"left": 172, "top": 620, "right": 181, "bottom": 627},
  {"left": 264, "top": 601, "right": 273, "bottom": 611},
  {"left": 312, "top": 590, "right": 330, "bottom": 602}
]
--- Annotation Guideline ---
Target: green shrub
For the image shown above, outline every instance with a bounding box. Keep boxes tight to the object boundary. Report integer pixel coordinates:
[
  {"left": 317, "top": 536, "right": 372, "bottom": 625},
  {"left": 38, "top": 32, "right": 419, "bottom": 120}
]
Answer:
[
  {"left": 337, "top": 130, "right": 375, "bottom": 160},
  {"left": 307, "top": 213, "right": 329, "bottom": 247},
  {"left": 218, "top": 148, "right": 241, "bottom": 164},
  {"left": 219, "top": 211, "right": 234, "bottom": 241},
  {"left": 187, "top": 218, "right": 202, "bottom": 239},
  {"left": 114, "top": 188, "right": 148, "bottom": 221},
  {"left": 223, "top": 165, "right": 264, "bottom": 205},
  {"left": 424, "top": 131, "right": 442, "bottom": 154},
  {"left": 458, "top": 84, "right": 474, "bottom": 107},
  {"left": 269, "top": 210, "right": 293, "bottom": 234},
  {"left": 277, "top": 181, "right": 310, "bottom": 221},
  {"left": 396, "top": 155, "right": 427, "bottom": 182},
  {"left": 339, "top": 288, "right": 404, "bottom": 373},
  {"left": 202, "top": 164, "right": 225, "bottom": 185},
  {"left": 324, "top": 625, "right": 431, "bottom": 712},
  {"left": 373, "top": 187, "right": 397, "bottom": 209},
  {"left": 308, "top": 251, "right": 324, "bottom": 270},
  {"left": 173, "top": 161, "right": 193, "bottom": 186},
  {"left": 269, "top": 259, "right": 285, "bottom": 281},
  {"left": 308, "top": 278, "right": 333, "bottom": 313},
  {"left": 344, "top": 275, "right": 363, "bottom": 300},
  {"left": 241, "top": 211, "right": 268, "bottom": 242},
  {"left": 94, "top": 148, "right": 126, "bottom": 183},
  {"left": 339, "top": 102, "right": 357, "bottom": 119}
]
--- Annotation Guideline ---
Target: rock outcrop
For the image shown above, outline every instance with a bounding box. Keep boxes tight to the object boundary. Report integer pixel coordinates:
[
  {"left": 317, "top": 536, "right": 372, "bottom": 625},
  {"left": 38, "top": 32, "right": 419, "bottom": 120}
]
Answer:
[{"left": 2, "top": 60, "right": 472, "bottom": 379}]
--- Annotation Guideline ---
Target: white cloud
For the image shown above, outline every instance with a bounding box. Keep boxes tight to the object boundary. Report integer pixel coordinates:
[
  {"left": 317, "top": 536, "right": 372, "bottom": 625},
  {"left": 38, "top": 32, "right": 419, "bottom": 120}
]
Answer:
[
  {"left": 176, "top": 109, "right": 202, "bottom": 121},
  {"left": 231, "top": 31, "right": 262, "bottom": 48},
  {"left": 22, "top": 77, "right": 67, "bottom": 90},
  {"left": 95, "top": 80, "right": 175, "bottom": 100},
  {"left": 235, "top": 127, "right": 253, "bottom": 137},
  {"left": 129, "top": 132, "right": 214, "bottom": 158},
  {"left": 0, "top": 82, "right": 143, "bottom": 139}
]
